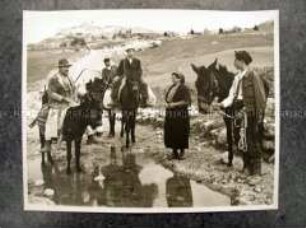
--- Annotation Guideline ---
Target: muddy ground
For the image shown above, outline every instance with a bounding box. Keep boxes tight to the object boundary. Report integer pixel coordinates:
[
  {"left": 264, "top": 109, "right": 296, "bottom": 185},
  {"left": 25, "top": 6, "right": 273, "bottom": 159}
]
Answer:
[{"left": 27, "top": 111, "right": 274, "bottom": 207}]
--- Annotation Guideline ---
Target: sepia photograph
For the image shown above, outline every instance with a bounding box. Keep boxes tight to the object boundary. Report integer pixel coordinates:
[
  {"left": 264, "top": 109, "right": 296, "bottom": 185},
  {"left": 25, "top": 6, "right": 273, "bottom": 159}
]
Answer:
[{"left": 22, "top": 9, "right": 279, "bottom": 213}]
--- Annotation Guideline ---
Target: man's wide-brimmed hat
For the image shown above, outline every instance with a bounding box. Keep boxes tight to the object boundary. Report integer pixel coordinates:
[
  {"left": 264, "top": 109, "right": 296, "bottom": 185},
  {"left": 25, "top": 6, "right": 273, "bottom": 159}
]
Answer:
[
  {"left": 235, "top": 50, "right": 253, "bottom": 65},
  {"left": 125, "top": 47, "right": 136, "bottom": 52},
  {"left": 58, "top": 58, "right": 72, "bottom": 67}
]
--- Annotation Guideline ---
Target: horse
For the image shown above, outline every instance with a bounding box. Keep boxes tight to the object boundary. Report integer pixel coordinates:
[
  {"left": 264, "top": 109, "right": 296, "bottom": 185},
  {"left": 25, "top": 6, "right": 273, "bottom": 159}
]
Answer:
[
  {"left": 118, "top": 78, "right": 141, "bottom": 148},
  {"left": 61, "top": 80, "right": 104, "bottom": 174},
  {"left": 191, "top": 58, "right": 269, "bottom": 166}
]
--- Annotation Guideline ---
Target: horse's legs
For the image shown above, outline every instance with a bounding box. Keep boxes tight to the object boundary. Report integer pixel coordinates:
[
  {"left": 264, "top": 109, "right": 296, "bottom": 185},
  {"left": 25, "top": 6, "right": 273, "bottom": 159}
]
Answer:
[
  {"left": 66, "top": 140, "right": 72, "bottom": 174},
  {"left": 110, "top": 111, "right": 116, "bottom": 136},
  {"left": 120, "top": 113, "right": 125, "bottom": 138},
  {"left": 131, "top": 110, "right": 136, "bottom": 144},
  {"left": 125, "top": 111, "right": 131, "bottom": 148},
  {"left": 108, "top": 110, "right": 116, "bottom": 137},
  {"left": 75, "top": 138, "right": 82, "bottom": 172},
  {"left": 225, "top": 117, "right": 233, "bottom": 166},
  {"left": 39, "top": 127, "right": 46, "bottom": 165}
]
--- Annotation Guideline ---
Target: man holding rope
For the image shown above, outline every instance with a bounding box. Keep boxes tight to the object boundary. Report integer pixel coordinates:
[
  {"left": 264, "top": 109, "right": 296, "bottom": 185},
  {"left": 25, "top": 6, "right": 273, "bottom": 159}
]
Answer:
[
  {"left": 217, "top": 51, "right": 267, "bottom": 176},
  {"left": 41, "top": 58, "right": 77, "bottom": 160}
]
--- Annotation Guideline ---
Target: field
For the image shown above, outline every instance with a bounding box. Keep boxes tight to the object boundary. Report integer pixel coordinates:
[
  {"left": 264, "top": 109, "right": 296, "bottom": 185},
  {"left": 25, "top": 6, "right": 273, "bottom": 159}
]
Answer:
[{"left": 26, "top": 49, "right": 85, "bottom": 86}]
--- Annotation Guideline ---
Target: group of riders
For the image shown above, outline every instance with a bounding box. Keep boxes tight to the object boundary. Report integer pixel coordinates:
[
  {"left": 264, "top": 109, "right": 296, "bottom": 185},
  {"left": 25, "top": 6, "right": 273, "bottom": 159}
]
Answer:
[{"left": 30, "top": 47, "right": 268, "bottom": 177}]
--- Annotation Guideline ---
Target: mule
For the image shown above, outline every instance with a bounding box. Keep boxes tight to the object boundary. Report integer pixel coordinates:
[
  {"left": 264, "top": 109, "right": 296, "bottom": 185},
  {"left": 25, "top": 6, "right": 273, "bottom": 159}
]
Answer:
[
  {"left": 191, "top": 59, "right": 269, "bottom": 166},
  {"left": 62, "top": 91, "right": 103, "bottom": 174},
  {"left": 119, "top": 78, "right": 141, "bottom": 148}
]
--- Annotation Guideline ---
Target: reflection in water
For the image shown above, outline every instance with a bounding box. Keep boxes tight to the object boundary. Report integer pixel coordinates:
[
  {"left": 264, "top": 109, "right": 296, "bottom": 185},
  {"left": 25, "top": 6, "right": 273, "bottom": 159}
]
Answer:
[
  {"left": 166, "top": 174, "right": 193, "bottom": 207},
  {"left": 41, "top": 162, "right": 90, "bottom": 205},
  {"left": 35, "top": 145, "right": 230, "bottom": 207},
  {"left": 89, "top": 146, "right": 158, "bottom": 207}
]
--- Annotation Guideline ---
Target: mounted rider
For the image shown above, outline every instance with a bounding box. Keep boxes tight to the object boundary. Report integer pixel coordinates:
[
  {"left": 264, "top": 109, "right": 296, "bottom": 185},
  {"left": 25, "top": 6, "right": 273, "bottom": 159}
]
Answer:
[
  {"left": 111, "top": 47, "right": 149, "bottom": 107},
  {"left": 101, "top": 57, "right": 118, "bottom": 88},
  {"left": 101, "top": 57, "right": 118, "bottom": 137}
]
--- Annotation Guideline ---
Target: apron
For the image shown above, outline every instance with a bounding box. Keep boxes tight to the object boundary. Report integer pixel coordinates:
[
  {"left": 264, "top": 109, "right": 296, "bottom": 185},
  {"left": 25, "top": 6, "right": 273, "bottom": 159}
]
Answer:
[{"left": 45, "top": 73, "right": 74, "bottom": 140}]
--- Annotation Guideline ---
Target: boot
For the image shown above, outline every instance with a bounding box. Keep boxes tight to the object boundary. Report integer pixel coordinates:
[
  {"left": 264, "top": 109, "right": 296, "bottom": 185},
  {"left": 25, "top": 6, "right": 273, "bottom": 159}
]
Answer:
[
  {"left": 179, "top": 149, "right": 186, "bottom": 160},
  {"left": 169, "top": 149, "right": 179, "bottom": 160},
  {"left": 41, "top": 140, "right": 53, "bottom": 164}
]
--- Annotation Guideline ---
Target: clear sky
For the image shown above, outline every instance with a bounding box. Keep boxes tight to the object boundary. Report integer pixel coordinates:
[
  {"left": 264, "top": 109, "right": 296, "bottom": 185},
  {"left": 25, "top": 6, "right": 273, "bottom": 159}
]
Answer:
[{"left": 24, "top": 9, "right": 277, "bottom": 44}]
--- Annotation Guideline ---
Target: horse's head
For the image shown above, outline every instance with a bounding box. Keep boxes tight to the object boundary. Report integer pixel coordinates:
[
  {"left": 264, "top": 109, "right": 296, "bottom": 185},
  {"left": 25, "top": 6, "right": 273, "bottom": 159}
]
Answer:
[
  {"left": 75, "top": 78, "right": 106, "bottom": 128},
  {"left": 126, "top": 79, "right": 140, "bottom": 94},
  {"left": 121, "top": 79, "right": 140, "bottom": 108},
  {"left": 191, "top": 59, "right": 220, "bottom": 113},
  {"left": 78, "top": 91, "right": 102, "bottom": 129},
  {"left": 191, "top": 59, "right": 235, "bottom": 114}
]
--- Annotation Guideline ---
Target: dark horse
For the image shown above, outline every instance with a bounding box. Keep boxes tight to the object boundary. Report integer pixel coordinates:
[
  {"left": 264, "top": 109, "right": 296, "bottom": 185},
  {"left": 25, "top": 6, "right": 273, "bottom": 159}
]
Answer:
[
  {"left": 119, "top": 78, "right": 141, "bottom": 148},
  {"left": 62, "top": 80, "right": 103, "bottom": 174},
  {"left": 191, "top": 59, "right": 269, "bottom": 166}
]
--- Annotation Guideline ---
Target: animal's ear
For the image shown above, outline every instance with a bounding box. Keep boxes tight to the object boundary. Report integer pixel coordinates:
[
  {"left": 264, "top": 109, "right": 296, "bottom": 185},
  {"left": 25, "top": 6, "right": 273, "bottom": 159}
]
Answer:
[
  {"left": 212, "top": 58, "right": 220, "bottom": 70},
  {"left": 191, "top": 63, "right": 200, "bottom": 73}
]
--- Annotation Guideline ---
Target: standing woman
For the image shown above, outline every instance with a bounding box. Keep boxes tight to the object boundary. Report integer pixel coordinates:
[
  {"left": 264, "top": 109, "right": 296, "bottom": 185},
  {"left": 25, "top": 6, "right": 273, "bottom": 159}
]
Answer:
[
  {"left": 41, "top": 58, "right": 76, "bottom": 162},
  {"left": 164, "top": 72, "right": 191, "bottom": 160}
]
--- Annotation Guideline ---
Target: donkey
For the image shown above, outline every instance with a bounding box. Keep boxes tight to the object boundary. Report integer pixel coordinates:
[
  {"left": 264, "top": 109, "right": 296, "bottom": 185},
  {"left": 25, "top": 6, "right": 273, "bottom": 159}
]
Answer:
[
  {"left": 62, "top": 81, "right": 103, "bottom": 174},
  {"left": 191, "top": 59, "right": 269, "bottom": 166},
  {"left": 119, "top": 78, "right": 141, "bottom": 148}
]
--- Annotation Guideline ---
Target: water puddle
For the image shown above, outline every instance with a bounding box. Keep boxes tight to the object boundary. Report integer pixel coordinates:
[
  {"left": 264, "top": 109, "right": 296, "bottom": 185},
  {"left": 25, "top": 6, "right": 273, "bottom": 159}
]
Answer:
[{"left": 28, "top": 146, "right": 231, "bottom": 208}]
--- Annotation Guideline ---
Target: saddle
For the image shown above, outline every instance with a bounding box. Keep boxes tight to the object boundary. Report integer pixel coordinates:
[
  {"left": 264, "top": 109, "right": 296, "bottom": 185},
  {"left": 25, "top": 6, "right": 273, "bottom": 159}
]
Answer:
[{"left": 107, "top": 76, "right": 156, "bottom": 109}]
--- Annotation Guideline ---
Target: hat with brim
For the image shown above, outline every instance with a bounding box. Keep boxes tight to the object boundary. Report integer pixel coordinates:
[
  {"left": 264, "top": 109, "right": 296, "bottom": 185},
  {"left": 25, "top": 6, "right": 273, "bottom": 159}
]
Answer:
[
  {"left": 58, "top": 58, "right": 72, "bottom": 67},
  {"left": 235, "top": 50, "right": 253, "bottom": 65},
  {"left": 125, "top": 47, "right": 136, "bottom": 52}
]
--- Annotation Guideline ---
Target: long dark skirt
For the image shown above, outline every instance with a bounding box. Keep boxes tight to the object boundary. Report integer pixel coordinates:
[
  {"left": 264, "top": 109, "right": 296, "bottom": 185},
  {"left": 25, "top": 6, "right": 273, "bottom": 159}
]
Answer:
[{"left": 164, "top": 107, "right": 190, "bottom": 149}]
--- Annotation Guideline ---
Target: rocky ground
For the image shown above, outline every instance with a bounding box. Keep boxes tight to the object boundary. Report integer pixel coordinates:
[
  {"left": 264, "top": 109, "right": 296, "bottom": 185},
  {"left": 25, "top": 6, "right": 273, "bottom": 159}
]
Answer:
[{"left": 135, "top": 100, "right": 275, "bottom": 206}]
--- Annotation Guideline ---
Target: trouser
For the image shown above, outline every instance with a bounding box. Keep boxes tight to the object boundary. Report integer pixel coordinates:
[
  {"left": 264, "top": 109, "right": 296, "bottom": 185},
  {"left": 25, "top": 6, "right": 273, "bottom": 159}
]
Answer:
[
  {"left": 231, "top": 101, "right": 262, "bottom": 175},
  {"left": 244, "top": 114, "right": 262, "bottom": 175}
]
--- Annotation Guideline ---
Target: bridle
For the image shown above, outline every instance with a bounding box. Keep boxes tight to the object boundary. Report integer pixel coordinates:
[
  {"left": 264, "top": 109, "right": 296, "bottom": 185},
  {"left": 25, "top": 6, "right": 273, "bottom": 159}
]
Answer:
[{"left": 198, "top": 70, "right": 220, "bottom": 105}]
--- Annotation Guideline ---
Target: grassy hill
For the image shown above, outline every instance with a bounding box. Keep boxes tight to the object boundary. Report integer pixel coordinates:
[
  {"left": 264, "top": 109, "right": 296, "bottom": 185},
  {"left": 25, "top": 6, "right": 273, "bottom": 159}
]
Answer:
[
  {"left": 137, "top": 32, "right": 274, "bottom": 102},
  {"left": 27, "top": 32, "right": 274, "bottom": 96}
]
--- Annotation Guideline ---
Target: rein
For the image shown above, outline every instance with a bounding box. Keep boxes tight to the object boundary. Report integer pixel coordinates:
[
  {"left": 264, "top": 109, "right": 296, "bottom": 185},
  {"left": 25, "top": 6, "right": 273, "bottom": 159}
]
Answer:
[{"left": 218, "top": 110, "right": 235, "bottom": 119}]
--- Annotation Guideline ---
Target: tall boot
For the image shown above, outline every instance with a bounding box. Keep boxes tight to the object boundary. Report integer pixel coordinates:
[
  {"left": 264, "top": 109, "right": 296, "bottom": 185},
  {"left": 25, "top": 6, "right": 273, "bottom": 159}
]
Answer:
[
  {"left": 250, "top": 156, "right": 262, "bottom": 176},
  {"left": 41, "top": 140, "right": 53, "bottom": 164},
  {"left": 242, "top": 153, "right": 249, "bottom": 174}
]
